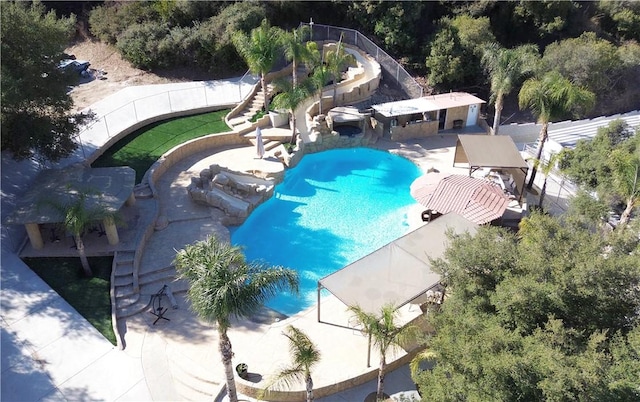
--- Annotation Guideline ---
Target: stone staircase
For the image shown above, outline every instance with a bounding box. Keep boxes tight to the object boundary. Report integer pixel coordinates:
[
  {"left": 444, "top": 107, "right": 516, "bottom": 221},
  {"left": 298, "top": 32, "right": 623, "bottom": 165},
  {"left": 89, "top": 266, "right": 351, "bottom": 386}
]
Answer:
[{"left": 227, "top": 83, "right": 275, "bottom": 134}]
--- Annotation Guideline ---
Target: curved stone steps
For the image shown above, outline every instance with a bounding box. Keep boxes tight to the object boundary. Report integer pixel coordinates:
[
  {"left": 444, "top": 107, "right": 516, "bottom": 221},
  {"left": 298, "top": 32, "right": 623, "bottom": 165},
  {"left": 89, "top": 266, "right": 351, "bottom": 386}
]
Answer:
[{"left": 167, "top": 344, "right": 220, "bottom": 401}]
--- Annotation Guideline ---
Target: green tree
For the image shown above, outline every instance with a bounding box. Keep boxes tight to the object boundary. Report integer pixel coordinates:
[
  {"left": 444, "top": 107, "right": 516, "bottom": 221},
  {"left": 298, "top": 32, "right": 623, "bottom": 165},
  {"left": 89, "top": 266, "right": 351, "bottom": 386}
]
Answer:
[
  {"left": 271, "top": 77, "right": 312, "bottom": 145},
  {"left": 173, "top": 236, "right": 299, "bottom": 402},
  {"left": 425, "top": 26, "right": 464, "bottom": 87},
  {"left": 518, "top": 71, "right": 595, "bottom": 189},
  {"left": 232, "top": 19, "right": 283, "bottom": 113},
  {"left": 324, "top": 34, "right": 356, "bottom": 107},
  {"left": 41, "top": 188, "right": 121, "bottom": 277},
  {"left": 540, "top": 32, "right": 621, "bottom": 96},
  {"left": 306, "top": 43, "right": 333, "bottom": 116},
  {"left": 532, "top": 152, "right": 559, "bottom": 209},
  {"left": 560, "top": 121, "right": 639, "bottom": 226},
  {"left": 426, "top": 15, "right": 495, "bottom": 88},
  {"left": 482, "top": 43, "right": 539, "bottom": 135},
  {"left": 610, "top": 146, "right": 640, "bottom": 226},
  {"left": 261, "top": 325, "right": 321, "bottom": 402},
  {"left": 415, "top": 213, "right": 640, "bottom": 400},
  {"left": 348, "top": 304, "right": 419, "bottom": 401},
  {"left": 280, "top": 25, "right": 311, "bottom": 87},
  {"left": 1, "top": 1, "right": 93, "bottom": 162}
]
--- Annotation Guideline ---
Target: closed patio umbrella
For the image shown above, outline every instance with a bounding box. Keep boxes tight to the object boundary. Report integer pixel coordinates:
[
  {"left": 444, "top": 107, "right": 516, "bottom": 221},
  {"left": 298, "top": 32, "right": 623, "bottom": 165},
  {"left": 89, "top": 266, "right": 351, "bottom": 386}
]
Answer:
[{"left": 256, "top": 127, "right": 265, "bottom": 159}]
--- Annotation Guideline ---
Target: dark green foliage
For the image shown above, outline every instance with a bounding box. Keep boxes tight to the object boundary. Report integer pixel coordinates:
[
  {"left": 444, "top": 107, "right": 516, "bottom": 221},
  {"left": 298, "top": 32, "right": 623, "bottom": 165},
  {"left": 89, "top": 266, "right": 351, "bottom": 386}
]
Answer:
[
  {"left": 560, "top": 123, "right": 640, "bottom": 227},
  {"left": 415, "top": 212, "right": 640, "bottom": 400},
  {"left": 92, "top": 110, "right": 230, "bottom": 183},
  {"left": 540, "top": 32, "right": 620, "bottom": 94},
  {"left": 1, "top": 1, "right": 93, "bottom": 162},
  {"left": 24, "top": 256, "right": 117, "bottom": 345},
  {"left": 425, "top": 15, "right": 495, "bottom": 88}
]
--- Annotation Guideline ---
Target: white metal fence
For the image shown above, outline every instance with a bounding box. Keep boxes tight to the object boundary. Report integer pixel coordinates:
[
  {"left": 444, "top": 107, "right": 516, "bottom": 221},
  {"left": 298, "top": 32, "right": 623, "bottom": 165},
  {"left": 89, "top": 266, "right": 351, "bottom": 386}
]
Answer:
[
  {"left": 73, "top": 74, "right": 259, "bottom": 164},
  {"left": 303, "top": 23, "right": 424, "bottom": 99}
]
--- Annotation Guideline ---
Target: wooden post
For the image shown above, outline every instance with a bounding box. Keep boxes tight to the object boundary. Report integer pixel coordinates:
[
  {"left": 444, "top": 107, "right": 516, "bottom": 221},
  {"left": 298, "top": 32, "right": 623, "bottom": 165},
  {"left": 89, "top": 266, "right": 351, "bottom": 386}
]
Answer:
[
  {"left": 25, "top": 223, "right": 43, "bottom": 250},
  {"left": 103, "top": 218, "right": 119, "bottom": 245}
]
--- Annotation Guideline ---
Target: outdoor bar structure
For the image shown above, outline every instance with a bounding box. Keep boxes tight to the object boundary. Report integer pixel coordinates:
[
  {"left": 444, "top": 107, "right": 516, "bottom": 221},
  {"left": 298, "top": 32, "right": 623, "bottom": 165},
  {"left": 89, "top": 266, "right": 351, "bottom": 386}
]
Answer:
[
  {"left": 370, "top": 92, "right": 486, "bottom": 141},
  {"left": 4, "top": 166, "right": 136, "bottom": 250}
]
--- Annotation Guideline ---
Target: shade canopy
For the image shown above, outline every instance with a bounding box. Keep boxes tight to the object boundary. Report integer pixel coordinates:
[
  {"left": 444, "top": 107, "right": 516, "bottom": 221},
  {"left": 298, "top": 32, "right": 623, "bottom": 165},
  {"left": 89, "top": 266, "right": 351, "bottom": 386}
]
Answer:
[
  {"left": 454, "top": 135, "right": 528, "bottom": 170},
  {"left": 415, "top": 174, "right": 510, "bottom": 225},
  {"left": 318, "top": 213, "right": 478, "bottom": 316},
  {"left": 454, "top": 134, "right": 529, "bottom": 199}
]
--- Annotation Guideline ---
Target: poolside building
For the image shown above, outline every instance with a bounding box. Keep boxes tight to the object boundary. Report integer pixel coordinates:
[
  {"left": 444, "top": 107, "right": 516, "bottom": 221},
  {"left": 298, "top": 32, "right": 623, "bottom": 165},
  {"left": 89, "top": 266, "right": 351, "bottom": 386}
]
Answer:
[{"left": 370, "top": 92, "right": 486, "bottom": 141}]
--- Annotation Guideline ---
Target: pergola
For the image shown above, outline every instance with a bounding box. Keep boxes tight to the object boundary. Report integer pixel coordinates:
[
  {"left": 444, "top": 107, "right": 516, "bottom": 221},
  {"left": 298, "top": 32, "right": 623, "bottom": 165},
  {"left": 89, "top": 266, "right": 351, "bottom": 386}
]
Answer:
[
  {"left": 317, "top": 213, "right": 478, "bottom": 319},
  {"left": 4, "top": 166, "right": 136, "bottom": 250},
  {"left": 453, "top": 135, "right": 529, "bottom": 201}
]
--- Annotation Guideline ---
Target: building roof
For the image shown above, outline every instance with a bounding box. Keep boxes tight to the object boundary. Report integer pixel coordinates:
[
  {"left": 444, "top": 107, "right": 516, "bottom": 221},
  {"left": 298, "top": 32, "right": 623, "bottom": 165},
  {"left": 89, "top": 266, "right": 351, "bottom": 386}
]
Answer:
[
  {"left": 318, "top": 213, "right": 477, "bottom": 315},
  {"left": 454, "top": 135, "right": 529, "bottom": 169},
  {"left": 371, "top": 92, "right": 485, "bottom": 118},
  {"left": 4, "top": 166, "right": 135, "bottom": 225}
]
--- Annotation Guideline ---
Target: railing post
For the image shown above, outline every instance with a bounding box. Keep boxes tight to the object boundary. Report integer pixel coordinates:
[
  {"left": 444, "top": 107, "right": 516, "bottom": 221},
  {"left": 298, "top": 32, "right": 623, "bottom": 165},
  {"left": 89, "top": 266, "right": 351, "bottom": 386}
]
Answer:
[
  {"left": 103, "top": 116, "right": 110, "bottom": 137},
  {"left": 167, "top": 92, "right": 172, "bottom": 112}
]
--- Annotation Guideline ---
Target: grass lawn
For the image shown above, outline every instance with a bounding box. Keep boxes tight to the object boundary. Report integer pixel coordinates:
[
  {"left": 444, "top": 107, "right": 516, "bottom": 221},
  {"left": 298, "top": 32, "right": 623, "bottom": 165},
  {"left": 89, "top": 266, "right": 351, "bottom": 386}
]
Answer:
[
  {"left": 23, "top": 256, "right": 117, "bottom": 345},
  {"left": 92, "top": 109, "right": 231, "bottom": 183}
]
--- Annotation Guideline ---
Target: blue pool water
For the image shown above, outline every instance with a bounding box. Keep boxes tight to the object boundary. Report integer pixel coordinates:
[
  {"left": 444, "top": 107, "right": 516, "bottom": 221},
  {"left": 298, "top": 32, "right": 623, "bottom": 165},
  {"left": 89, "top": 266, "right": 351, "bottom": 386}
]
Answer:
[{"left": 231, "top": 147, "right": 422, "bottom": 315}]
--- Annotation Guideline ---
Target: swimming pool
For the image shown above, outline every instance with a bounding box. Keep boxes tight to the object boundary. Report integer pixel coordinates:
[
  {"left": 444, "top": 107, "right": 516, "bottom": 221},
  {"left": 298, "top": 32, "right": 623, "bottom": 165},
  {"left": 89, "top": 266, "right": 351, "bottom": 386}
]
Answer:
[{"left": 231, "top": 147, "right": 422, "bottom": 315}]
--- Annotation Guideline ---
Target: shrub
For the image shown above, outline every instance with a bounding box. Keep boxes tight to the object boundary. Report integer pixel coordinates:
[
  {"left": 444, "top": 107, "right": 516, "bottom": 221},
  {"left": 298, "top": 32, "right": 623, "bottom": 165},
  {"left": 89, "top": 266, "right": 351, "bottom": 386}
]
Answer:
[{"left": 116, "top": 23, "right": 170, "bottom": 69}]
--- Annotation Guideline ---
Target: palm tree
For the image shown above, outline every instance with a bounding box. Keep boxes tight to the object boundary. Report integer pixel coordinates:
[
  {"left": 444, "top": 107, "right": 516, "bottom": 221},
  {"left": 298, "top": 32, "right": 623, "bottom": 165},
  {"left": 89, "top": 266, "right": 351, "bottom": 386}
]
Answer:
[
  {"left": 348, "top": 304, "right": 420, "bottom": 402},
  {"left": 281, "top": 25, "right": 311, "bottom": 87},
  {"left": 533, "top": 152, "right": 559, "bottom": 210},
  {"left": 271, "top": 77, "right": 312, "bottom": 145},
  {"left": 481, "top": 43, "right": 538, "bottom": 135},
  {"left": 609, "top": 149, "right": 640, "bottom": 227},
  {"left": 261, "top": 325, "right": 321, "bottom": 402},
  {"left": 233, "top": 19, "right": 283, "bottom": 112},
  {"left": 173, "top": 236, "right": 299, "bottom": 402},
  {"left": 41, "top": 187, "right": 120, "bottom": 277},
  {"left": 324, "top": 33, "right": 356, "bottom": 107},
  {"left": 518, "top": 71, "right": 595, "bottom": 189}
]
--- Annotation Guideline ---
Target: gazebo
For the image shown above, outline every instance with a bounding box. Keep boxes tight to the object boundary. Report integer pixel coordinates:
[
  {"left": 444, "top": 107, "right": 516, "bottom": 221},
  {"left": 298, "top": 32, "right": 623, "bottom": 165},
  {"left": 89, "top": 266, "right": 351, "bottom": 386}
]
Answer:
[
  {"left": 4, "top": 166, "right": 136, "bottom": 250},
  {"left": 453, "top": 135, "right": 529, "bottom": 201}
]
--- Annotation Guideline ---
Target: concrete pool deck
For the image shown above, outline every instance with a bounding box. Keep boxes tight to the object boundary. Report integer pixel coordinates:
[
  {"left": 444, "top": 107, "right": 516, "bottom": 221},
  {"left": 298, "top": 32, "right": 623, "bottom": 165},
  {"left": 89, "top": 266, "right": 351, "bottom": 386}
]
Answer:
[{"left": 120, "top": 134, "right": 480, "bottom": 401}]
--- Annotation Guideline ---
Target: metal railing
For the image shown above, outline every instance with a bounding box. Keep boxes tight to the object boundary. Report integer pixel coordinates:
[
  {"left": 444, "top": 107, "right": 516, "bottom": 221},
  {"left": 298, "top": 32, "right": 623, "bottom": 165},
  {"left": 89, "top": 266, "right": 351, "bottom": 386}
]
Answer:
[
  {"left": 73, "top": 75, "right": 259, "bottom": 163},
  {"left": 302, "top": 23, "right": 423, "bottom": 99}
]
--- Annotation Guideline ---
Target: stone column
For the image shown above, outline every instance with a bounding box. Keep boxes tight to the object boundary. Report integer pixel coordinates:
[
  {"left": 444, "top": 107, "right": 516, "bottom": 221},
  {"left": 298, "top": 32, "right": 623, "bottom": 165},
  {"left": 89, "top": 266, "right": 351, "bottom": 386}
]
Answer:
[
  {"left": 125, "top": 191, "right": 136, "bottom": 207},
  {"left": 103, "top": 218, "right": 119, "bottom": 245},
  {"left": 25, "top": 223, "right": 44, "bottom": 250}
]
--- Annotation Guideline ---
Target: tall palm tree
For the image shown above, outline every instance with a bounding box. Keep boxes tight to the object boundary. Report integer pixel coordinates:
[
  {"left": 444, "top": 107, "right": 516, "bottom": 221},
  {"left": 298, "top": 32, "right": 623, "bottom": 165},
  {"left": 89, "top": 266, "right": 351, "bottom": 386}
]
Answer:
[
  {"left": 271, "top": 77, "right": 312, "bottom": 145},
  {"left": 304, "top": 41, "right": 332, "bottom": 116},
  {"left": 518, "top": 71, "right": 595, "bottom": 189},
  {"left": 41, "top": 187, "right": 120, "bottom": 277},
  {"left": 173, "top": 236, "right": 299, "bottom": 402},
  {"left": 324, "top": 33, "right": 356, "bottom": 107},
  {"left": 481, "top": 43, "right": 538, "bottom": 135},
  {"left": 281, "top": 25, "right": 311, "bottom": 87},
  {"left": 533, "top": 152, "right": 559, "bottom": 210},
  {"left": 348, "top": 304, "right": 420, "bottom": 402},
  {"left": 233, "top": 19, "right": 283, "bottom": 112},
  {"left": 261, "top": 325, "right": 321, "bottom": 402}
]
